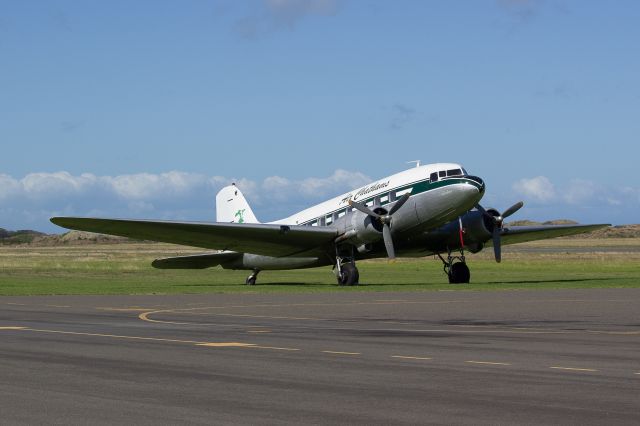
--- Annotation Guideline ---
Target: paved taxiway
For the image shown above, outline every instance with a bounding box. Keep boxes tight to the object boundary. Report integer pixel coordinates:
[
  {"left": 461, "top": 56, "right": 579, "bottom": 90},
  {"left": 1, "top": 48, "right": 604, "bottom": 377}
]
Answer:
[{"left": 1, "top": 289, "right": 640, "bottom": 425}]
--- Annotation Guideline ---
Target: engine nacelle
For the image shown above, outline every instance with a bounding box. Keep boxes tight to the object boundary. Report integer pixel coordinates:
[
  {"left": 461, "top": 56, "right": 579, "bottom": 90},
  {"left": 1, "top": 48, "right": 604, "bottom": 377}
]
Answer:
[
  {"left": 345, "top": 209, "right": 385, "bottom": 247},
  {"left": 434, "top": 208, "right": 500, "bottom": 253}
]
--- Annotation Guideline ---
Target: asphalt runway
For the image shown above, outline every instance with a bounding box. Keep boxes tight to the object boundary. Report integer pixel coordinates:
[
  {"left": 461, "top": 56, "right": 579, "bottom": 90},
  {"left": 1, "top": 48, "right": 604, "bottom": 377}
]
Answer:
[{"left": 1, "top": 289, "right": 640, "bottom": 425}]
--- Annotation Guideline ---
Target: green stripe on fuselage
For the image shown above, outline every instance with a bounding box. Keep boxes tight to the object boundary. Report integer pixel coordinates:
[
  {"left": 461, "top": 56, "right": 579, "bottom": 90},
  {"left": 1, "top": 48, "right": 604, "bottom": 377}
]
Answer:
[{"left": 300, "top": 177, "right": 482, "bottom": 226}]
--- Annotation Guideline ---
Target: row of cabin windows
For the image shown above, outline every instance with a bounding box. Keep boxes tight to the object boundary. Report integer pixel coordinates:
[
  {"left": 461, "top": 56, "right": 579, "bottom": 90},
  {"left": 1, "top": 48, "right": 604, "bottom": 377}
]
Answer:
[
  {"left": 429, "top": 168, "right": 463, "bottom": 183},
  {"left": 304, "top": 187, "right": 414, "bottom": 227},
  {"left": 304, "top": 170, "right": 466, "bottom": 226}
]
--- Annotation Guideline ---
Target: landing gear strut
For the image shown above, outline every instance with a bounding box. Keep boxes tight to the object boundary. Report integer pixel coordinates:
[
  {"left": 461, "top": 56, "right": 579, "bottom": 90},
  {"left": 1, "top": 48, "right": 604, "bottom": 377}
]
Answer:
[
  {"left": 335, "top": 245, "right": 359, "bottom": 286},
  {"left": 438, "top": 249, "right": 470, "bottom": 284},
  {"left": 245, "top": 269, "right": 259, "bottom": 285}
]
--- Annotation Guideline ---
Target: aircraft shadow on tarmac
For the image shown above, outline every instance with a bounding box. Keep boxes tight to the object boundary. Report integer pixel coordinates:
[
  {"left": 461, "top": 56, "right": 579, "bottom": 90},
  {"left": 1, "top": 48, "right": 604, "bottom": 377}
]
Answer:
[{"left": 170, "top": 277, "right": 620, "bottom": 287}]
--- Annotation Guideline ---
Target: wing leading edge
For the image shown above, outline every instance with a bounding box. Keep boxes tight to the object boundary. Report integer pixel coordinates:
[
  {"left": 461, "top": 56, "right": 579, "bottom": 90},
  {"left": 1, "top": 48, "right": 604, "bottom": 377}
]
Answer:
[
  {"left": 50, "top": 217, "right": 338, "bottom": 257},
  {"left": 494, "top": 224, "right": 610, "bottom": 246}
]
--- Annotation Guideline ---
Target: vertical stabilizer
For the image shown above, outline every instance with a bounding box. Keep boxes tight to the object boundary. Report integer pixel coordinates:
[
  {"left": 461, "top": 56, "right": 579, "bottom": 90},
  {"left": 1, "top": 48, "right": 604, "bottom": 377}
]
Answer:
[{"left": 215, "top": 184, "right": 259, "bottom": 223}]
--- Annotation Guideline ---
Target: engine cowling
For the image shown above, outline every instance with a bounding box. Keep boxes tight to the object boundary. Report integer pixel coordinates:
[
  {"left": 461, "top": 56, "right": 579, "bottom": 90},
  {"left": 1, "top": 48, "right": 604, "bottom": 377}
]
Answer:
[
  {"left": 435, "top": 208, "right": 500, "bottom": 253},
  {"left": 346, "top": 208, "right": 385, "bottom": 246}
]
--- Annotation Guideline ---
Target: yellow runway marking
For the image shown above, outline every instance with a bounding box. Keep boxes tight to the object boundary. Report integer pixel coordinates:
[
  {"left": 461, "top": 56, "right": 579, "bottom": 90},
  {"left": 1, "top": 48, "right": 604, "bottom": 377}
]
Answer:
[
  {"left": 196, "top": 342, "right": 256, "bottom": 348},
  {"left": 465, "top": 361, "right": 511, "bottom": 366},
  {"left": 11, "top": 326, "right": 260, "bottom": 348},
  {"left": 322, "top": 350, "right": 361, "bottom": 355},
  {"left": 550, "top": 366, "right": 598, "bottom": 372},
  {"left": 251, "top": 346, "right": 301, "bottom": 351},
  {"left": 391, "top": 355, "right": 432, "bottom": 361},
  {"left": 98, "top": 307, "right": 156, "bottom": 312},
  {"left": 0, "top": 326, "right": 27, "bottom": 330},
  {"left": 138, "top": 310, "right": 639, "bottom": 336}
]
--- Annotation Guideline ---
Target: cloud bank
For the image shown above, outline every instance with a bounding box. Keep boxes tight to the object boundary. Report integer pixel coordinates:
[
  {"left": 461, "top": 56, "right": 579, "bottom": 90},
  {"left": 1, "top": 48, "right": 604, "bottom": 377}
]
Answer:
[
  {"left": 512, "top": 175, "right": 635, "bottom": 208},
  {"left": 0, "top": 169, "right": 370, "bottom": 232},
  {"left": 1, "top": 170, "right": 636, "bottom": 232}
]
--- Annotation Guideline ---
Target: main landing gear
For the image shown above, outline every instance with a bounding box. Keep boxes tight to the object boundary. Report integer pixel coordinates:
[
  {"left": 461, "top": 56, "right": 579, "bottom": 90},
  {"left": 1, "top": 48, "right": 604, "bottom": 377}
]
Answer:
[
  {"left": 245, "top": 269, "right": 259, "bottom": 285},
  {"left": 335, "top": 246, "right": 359, "bottom": 286},
  {"left": 437, "top": 249, "right": 470, "bottom": 284}
]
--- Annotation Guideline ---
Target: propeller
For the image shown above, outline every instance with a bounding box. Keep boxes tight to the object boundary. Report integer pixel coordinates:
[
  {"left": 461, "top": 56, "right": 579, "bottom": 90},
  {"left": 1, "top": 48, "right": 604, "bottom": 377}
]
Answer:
[
  {"left": 348, "top": 194, "right": 410, "bottom": 260},
  {"left": 476, "top": 201, "right": 524, "bottom": 263}
]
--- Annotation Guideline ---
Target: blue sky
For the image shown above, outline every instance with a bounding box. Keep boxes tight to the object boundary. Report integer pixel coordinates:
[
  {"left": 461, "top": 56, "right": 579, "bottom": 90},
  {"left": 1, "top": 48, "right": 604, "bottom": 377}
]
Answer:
[{"left": 1, "top": 0, "right": 638, "bottom": 232}]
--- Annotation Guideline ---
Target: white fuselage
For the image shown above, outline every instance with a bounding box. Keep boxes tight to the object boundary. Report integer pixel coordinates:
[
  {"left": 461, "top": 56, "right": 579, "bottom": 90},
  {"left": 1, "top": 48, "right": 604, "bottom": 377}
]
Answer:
[{"left": 271, "top": 163, "right": 481, "bottom": 228}]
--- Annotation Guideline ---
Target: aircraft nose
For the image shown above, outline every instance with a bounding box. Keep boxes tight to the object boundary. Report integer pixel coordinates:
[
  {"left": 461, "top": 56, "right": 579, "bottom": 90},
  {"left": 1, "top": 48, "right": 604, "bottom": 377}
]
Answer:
[{"left": 465, "top": 175, "right": 485, "bottom": 194}]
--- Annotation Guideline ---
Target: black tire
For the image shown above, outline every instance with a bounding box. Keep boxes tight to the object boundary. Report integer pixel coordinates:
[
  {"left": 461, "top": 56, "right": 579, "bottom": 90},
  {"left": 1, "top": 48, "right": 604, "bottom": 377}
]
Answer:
[
  {"left": 449, "top": 262, "right": 470, "bottom": 284},
  {"left": 245, "top": 276, "right": 256, "bottom": 285},
  {"left": 339, "top": 263, "right": 359, "bottom": 286}
]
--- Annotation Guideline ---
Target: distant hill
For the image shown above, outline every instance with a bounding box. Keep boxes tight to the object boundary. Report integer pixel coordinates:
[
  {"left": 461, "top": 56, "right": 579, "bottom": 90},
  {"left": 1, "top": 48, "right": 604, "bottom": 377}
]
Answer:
[
  {"left": 1, "top": 228, "right": 132, "bottom": 246},
  {"left": 0, "top": 228, "right": 47, "bottom": 245},
  {"left": 34, "top": 230, "right": 132, "bottom": 246}
]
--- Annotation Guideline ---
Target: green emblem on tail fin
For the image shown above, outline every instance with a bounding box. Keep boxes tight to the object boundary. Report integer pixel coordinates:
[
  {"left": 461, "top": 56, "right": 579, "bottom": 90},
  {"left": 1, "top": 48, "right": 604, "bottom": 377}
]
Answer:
[{"left": 234, "top": 209, "right": 246, "bottom": 223}]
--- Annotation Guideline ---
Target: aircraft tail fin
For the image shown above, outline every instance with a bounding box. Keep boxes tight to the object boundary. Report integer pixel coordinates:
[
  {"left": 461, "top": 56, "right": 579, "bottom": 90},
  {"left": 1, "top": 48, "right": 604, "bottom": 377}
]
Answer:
[{"left": 215, "top": 184, "right": 260, "bottom": 224}]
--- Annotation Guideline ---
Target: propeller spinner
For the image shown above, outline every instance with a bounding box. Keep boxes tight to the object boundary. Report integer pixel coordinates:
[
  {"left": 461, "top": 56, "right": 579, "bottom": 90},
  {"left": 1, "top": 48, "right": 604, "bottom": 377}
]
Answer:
[
  {"left": 348, "top": 194, "right": 410, "bottom": 260},
  {"left": 476, "top": 201, "right": 524, "bottom": 263}
]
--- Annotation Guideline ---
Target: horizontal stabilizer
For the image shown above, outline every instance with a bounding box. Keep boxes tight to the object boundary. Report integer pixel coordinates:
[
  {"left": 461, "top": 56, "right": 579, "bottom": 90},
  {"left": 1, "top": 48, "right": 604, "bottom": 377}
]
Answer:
[{"left": 152, "top": 251, "right": 241, "bottom": 269}]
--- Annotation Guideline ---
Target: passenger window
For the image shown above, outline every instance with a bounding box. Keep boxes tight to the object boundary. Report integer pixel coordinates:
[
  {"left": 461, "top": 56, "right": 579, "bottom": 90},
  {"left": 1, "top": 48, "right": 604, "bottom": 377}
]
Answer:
[
  {"left": 310, "top": 219, "right": 318, "bottom": 227},
  {"left": 379, "top": 194, "right": 389, "bottom": 205},
  {"left": 325, "top": 214, "right": 333, "bottom": 225},
  {"left": 337, "top": 209, "right": 346, "bottom": 218},
  {"left": 365, "top": 199, "right": 374, "bottom": 207},
  {"left": 430, "top": 172, "right": 438, "bottom": 182}
]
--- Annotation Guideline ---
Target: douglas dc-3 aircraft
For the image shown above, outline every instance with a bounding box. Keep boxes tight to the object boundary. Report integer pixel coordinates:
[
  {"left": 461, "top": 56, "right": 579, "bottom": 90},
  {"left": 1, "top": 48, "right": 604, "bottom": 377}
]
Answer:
[{"left": 51, "top": 163, "right": 609, "bottom": 285}]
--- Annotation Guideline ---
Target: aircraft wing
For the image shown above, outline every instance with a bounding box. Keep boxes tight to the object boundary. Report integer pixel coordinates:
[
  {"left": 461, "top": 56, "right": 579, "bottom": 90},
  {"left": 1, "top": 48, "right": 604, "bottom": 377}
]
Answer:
[
  {"left": 152, "top": 251, "right": 242, "bottom": 269},
  {"left": 493, "top": 224, "right": 610, "bottom": 246},
  {"left": 50, "top": 217, "right": 338, "bottom": 257}
]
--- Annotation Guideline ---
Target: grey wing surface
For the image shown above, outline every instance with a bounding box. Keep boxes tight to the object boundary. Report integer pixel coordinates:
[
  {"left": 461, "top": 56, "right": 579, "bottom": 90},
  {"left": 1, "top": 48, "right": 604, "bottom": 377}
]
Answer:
[
  {"left": 50, "top": 217, "right": 338, "bottom": 257},
  {"left": 493, "top": 224, "right": 610, "bottom": 246}
]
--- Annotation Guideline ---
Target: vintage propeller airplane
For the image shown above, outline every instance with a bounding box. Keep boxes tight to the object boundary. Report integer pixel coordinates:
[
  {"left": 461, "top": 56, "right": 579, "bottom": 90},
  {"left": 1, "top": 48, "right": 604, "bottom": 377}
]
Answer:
[{"left": 51, "top": 163, "right": 609, "bottom": 285}]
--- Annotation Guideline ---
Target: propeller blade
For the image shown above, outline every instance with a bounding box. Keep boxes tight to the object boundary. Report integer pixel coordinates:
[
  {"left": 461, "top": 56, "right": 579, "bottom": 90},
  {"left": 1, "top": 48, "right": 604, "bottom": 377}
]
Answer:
[
  {"left": 476, "top": 204, "right": 492, "bottom": 219},
  {"left": 382, "top": 223, "right": 395, "bottom": 259},
  {"left": 502, "top": 201, "right": 524, "bottom": 219},
  {"left": 492, "top": 228, "right": 502, "bottom": 263},
  {"left": 348, "top": 199, "right": 381, "bottom": 218},
  {"left": 387, "top": 193, "right": 410, "bottom": 216}
]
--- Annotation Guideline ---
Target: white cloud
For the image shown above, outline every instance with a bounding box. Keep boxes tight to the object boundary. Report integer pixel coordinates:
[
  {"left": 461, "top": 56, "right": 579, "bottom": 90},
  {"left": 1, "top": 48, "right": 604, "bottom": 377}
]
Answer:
[
  {"left": 512, "top": 176, "right": 556, "bottom": 203},
  {"left": 0, "top": 169, "right": 371, "bottom": 231},
  {"left": 563, "top": 179, "right": 601, "bottom": 205}
]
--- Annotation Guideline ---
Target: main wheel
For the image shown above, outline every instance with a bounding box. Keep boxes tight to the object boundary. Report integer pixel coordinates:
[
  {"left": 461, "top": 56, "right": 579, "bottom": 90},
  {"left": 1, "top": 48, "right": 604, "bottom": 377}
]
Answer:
[
  {"left": 245, "top": 275, "right": 257, "bottom": 285},
  {"left": 338, "top": 263, "right": 359, "bottom": 286},
  {"left": 448, "top": 262, "right": 470, "bottom": 284}
]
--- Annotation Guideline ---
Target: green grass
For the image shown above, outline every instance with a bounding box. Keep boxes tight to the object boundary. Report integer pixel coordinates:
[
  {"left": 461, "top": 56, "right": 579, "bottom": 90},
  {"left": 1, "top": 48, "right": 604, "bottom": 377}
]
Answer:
[{"left": 1, "top": 241, "right": 639, "bottom": 295}]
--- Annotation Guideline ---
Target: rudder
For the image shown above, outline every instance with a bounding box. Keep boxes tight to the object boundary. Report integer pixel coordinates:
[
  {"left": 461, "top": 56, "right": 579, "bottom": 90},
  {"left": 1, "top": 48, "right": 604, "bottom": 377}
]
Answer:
[{"left": 215, "top": 184, "right": 259, "bottom": 223}]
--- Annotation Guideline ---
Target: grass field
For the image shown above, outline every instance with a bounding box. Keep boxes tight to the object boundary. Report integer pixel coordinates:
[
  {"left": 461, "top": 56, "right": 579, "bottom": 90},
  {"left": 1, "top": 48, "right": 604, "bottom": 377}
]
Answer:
[{"left": 1, "top": 239, "right": 639, "bottom": 295}]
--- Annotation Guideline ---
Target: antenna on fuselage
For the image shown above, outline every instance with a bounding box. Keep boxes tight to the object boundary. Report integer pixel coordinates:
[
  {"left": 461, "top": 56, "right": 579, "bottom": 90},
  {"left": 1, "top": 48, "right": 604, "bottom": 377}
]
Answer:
[{"left": 406, "top": 160, "right": 421, "bottom": 168}]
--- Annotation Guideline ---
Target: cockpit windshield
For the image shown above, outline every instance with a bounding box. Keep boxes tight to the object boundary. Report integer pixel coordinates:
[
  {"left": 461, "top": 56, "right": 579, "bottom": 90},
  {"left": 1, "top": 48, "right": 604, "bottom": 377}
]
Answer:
[{"left": 430, "top": 167, "right": 465, "bottom": 182}]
